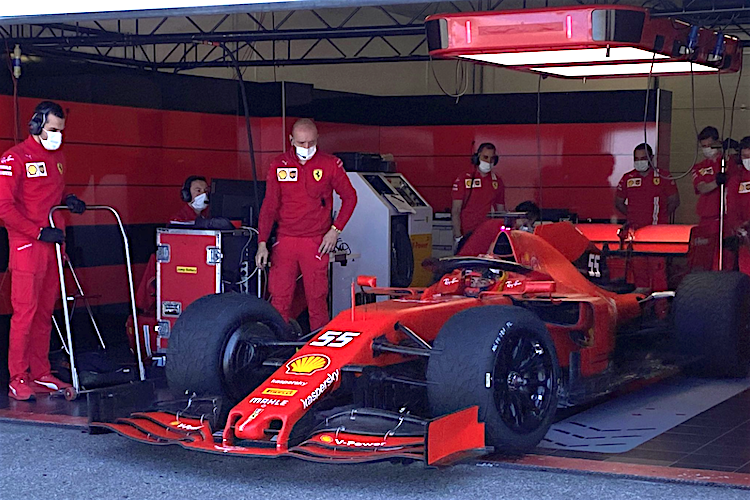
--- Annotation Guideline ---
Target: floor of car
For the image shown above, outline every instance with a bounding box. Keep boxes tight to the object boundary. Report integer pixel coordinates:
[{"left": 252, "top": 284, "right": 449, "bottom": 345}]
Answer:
[{"left": 2, "top": 371, "right": 750, "bottom": 486}]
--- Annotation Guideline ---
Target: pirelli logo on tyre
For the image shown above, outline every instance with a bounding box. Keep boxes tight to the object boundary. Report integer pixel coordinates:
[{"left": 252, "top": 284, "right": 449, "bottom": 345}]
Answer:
[{"left": 285, "top": 354, "right": 330, "bottom": 376}]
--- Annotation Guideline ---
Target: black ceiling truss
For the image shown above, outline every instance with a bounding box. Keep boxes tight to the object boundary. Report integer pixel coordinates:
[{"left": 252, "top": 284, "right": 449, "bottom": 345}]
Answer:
[
  {"left": 0, "top": 2, "right": 499, "bottom": 71},
  {"left": 0, "top": 1, "right": 747, "bottom": 72}
]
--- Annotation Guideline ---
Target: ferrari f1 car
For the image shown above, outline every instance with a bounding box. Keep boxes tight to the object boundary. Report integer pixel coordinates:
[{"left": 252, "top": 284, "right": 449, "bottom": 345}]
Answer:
[{"left": 100, "top": 221, "right": 750, "bottom": 466}]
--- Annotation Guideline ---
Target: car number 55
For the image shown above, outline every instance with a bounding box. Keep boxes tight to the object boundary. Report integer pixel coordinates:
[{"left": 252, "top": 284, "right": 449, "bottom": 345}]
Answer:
[{"left": 310, "top": 330, "right": 361, "bottom": 348}]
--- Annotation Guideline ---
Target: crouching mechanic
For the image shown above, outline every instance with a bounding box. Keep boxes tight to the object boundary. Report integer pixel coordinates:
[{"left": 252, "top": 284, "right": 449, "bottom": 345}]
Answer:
[
  {"left": 255, "top": 119, "right": 357, "bottom": 331},
  {"left": 0, "top": 101, "right": 87, "bottom": 400}
]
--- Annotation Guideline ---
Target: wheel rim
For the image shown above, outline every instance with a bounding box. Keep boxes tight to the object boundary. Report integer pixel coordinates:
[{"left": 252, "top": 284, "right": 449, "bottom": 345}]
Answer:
[
  {"left": 492, "top": 329, "right": 555, "bottom": 434},
  {"left": 221, "top": 321, "right": 274, "bottom": 401}
]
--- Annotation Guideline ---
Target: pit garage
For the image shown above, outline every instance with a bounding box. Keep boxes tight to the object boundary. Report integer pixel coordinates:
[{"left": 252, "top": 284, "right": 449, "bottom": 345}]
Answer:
[{"left": 1, "top": 1, "right": 750, "bottom": 497}]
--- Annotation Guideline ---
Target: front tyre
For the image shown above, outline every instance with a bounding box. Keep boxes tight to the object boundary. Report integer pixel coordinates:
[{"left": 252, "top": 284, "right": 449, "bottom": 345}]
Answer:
[
  {"left": 166, "top": 293, "right": 292, "bottom": 403},
  {"left": 427, "top": 306, "right": 560, "bottom": 454}
]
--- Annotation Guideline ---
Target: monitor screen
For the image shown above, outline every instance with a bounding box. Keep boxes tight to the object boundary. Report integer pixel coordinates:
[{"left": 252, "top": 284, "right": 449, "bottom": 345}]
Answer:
[{"left": 209, "top": 178, "right": 266, "bottom": 227}]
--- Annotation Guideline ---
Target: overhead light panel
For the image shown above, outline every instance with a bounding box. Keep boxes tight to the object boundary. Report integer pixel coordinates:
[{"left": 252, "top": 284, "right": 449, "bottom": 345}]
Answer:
[
  {"left": 426, "top": 6, "right": 742, "bottom": 79},
  {"left": 531, "top": 61, "right": 718, "bottom": 78},
  {"left": 459, "top": 47, "right": 669, "bottom": 67}
]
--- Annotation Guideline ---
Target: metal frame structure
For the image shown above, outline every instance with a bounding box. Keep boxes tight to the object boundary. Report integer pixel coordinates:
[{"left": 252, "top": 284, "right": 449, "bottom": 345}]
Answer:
[{"left": 0, "top": 1, "right": 747, "bottom": 71}]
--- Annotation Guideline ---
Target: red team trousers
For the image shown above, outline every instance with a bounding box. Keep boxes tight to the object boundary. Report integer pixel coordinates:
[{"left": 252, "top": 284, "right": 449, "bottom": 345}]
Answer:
[
  {"left": 7, "top": 240, "right": 60, "bottom": 380},
  {"left": 269, "top": 235, "right": 329, "bottom": 331}
]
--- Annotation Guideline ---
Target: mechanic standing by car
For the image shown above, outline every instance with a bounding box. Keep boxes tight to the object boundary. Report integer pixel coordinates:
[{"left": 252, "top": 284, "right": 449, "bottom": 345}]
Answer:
[
  {"left": 614, "top": 143, "right": 679, "bottom": 294},
  {"left": 451, "top": 142, "right": 505, "bottom": 252},
  {"left": 255, "top": 119, "right": 357, "bottom": 331},
  {"left": 0, "top": 101, "right": 87, "bottom": 401},
  {"left": 724, "top": 137, "right": 750, "bottom": 273},
  {"left": 691, "top": 126, "right": 734, "bottom": 228}
]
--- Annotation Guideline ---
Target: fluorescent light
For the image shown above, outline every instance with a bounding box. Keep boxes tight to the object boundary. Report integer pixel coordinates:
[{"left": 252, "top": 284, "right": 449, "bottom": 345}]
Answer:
[
  {"left": 530, "top": 61, "right": 718, "bottom": 77},
  {"left": 458, "top": 48, "right": 668, "bottom": 67}
]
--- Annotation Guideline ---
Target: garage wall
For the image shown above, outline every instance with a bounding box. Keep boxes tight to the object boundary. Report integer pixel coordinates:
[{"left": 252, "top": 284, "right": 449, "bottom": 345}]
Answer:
[{"left": 257, "top": 53, "right": 749, "bottom": 225}]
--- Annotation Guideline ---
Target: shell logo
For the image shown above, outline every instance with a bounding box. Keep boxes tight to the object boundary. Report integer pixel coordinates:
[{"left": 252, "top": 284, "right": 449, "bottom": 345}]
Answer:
[
  {"left": 285, "top": 354, "right": 330, "bottom": 376},
  {"left": 319, "top": 435, "right": 334, "bottom": 443}
]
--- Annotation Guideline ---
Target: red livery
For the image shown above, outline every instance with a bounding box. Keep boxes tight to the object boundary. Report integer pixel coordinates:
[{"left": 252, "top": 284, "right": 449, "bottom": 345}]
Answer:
[{"left": 100, "top": 222, "right": 750, "bottom": 465}]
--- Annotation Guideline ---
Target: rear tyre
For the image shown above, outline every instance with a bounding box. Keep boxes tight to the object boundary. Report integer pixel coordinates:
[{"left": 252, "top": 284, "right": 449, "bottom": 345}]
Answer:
[
  {"left": 166, "top": 293, "right": 292, "bottom": 403},
  {"left": 427, "top": 306, "right": 560, "bottom": 454},
  {"left": 673, "top": 271, "right": 750, "bottom": 377}
]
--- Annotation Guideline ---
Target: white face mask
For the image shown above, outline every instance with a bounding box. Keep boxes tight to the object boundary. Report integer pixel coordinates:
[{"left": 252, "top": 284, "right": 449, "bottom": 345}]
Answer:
[
  {"left": 190, "top": 193, "right": 208, "bottom": 211},
  {"left": 41, "top": 130, "right": 62, "bottom": 151},
  {"left": 634, "top": 160, "right": 650, "bottom": 172},
  {"left": 702, "top": 147, "right": 718, "bottom": 159},
  {"left": 743, "top": 158, "right": 750, "bottom": 172},
  {"left": 295, "top": 144, "right": 316, "bottom": 161},
  {"left": 477, "top": 160, "right": 492, "bottom": 174}
]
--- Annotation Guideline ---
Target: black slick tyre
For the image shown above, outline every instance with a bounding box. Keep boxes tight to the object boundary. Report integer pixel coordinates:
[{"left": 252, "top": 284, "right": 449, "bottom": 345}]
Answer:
[
  {"left": 427, "top": 305, "right": 560, "bottom": 454},
  {"left": 673, "top": 271, "right": 750, "bottom": 377},
  {"left": 166, "top": 293, "right": 291, "bottom": 403}
]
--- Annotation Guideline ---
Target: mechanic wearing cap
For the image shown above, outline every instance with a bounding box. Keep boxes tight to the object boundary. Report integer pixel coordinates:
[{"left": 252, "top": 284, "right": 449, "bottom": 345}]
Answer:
[
  {"left": 614, "top": 143, "right": 679, "bottom": 293},
  {"left": 451, "top": 142, "right": 505, "bottom": 252},
  {"left": 691, "top": 126, "right": 734, "bottom": 228},
  {"left": 0, "top": 101, "right": 87, "bottom": 401},
  {"left": 170, "top": 175, "right": 210, "bottom": 224},
  {"left": 724, "top": 137, "right": 750, "bottom": 273},
  {"left": 255, "top": 119, "right": 357, "bottom": 331}
]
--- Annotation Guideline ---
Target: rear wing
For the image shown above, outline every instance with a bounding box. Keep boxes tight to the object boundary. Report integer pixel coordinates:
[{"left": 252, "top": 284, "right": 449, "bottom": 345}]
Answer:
[{"left": 575, "top": 224, "right": 696, "bottom": 256}]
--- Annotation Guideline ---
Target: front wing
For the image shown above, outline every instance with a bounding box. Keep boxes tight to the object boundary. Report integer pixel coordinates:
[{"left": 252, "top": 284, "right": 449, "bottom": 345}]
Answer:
[{"left": 96, "top": 406, "right": 488, "bottom": 466}]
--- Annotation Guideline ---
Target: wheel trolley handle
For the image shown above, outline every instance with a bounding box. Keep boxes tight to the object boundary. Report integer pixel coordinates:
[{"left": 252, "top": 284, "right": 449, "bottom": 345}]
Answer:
[{"left": 49, "top": 205, "right": 146, "bottom": 392}]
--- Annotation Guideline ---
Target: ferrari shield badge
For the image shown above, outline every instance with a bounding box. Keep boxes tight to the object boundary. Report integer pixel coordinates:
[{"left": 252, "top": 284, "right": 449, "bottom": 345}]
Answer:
[
  {"left": 57, "top": 163, "right": 64, "bottom": 174},
  {"left": 313, "top": 169, "right": 323, "bottom": 182},
  {"left": 653, "top": 177, "right": 660, "bottom": 186}
]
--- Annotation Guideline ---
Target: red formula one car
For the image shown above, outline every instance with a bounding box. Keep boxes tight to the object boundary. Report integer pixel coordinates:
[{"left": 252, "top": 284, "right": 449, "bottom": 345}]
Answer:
[{"left": 100, "top": 222, "right": 750, "bottom": 465}]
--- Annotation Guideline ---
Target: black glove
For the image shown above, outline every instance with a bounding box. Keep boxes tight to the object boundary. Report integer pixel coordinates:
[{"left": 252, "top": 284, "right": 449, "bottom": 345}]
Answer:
[
  {"left": 38, "top": 227, "right": 65, "bottom": 244},
  {"left": 715, "top": 172, "right": 728, "bottom": 186},
  {"left": 724, "top": 235, "right": 741, "bottom": 252},
  {"left": 65, "top": 194, "right": 86, "bottom": 214}
]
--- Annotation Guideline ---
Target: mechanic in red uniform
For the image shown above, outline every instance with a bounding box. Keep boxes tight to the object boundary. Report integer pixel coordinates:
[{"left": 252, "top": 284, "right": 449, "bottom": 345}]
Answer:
[
  {"left": 451, "top": 142, "right": 505, "bottom": 252},
  {"left": 255, "top": 119, "right": 357, "bottom": 331},
  {"left": 725, "top": 137, "right": 750, "bottom": 273},
  {"left": 169, "top": 175, "right": 210, "bottom": 224},
  {"left": 690, "top": 130, "right": 741, "bottom": 270},
  {"left": 134, "top": 175, "right": 210, "bottom": 314},
  {"left": 691, "top": 126, "right": 728, "bottom": 227},
  {"left": 0, "top": 101, "right": 87, "bottom": 401},
  {"left": 614, "top": 143, "right": 680, "bottom": 293}
]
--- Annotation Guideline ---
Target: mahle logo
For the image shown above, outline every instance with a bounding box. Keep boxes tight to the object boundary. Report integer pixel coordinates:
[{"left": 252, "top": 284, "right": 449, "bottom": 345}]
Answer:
[{"left": 285, "top": 354, "right": 331, "bottom": 376}]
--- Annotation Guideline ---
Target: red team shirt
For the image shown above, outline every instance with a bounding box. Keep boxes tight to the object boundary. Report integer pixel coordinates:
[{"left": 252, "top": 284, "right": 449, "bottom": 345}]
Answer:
[
  {"left": 258, "top": 149, "right": 357, "bottom": 242},
  {"left": 170, "top": 203, "right": 209, "bottom": 224},
  {"left": 451, "top": 169, "right": 505, "bottom": 235},
  {"left": 726, "top": 168, "right": 750, "bottom": 232},
  {"left": 616, "top": 169, "right": 678, "bottom": 228},
  {"left": 0, "top": 136, "right": 66, "bottom": 245},
  {"left": 691, "top": 157, "right": 739, "bottom": 221}
]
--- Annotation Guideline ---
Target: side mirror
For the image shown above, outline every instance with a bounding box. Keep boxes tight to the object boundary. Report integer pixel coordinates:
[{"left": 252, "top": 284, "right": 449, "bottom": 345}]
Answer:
[{"left": 357, "top": 275, "right": 377, "bottom": 288}]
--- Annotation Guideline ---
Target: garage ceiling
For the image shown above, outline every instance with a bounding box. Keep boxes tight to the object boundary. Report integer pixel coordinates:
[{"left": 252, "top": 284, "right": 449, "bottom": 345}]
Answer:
[{"left": 0, "top": 1, "right": 747, "bottom": 71}]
